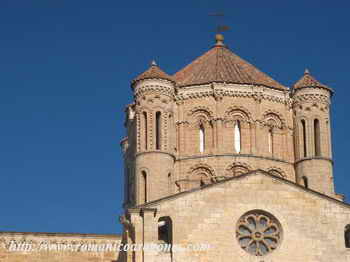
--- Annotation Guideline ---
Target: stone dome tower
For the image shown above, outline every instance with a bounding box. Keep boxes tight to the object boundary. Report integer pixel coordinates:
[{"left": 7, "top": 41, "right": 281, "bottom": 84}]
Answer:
[
  {"left": 118, "top": 34, "right": 347, "bottom": 262},
  {"left": 121, "top": 61, "right": 176, "bottom": 206},
  {"left": 292, "top": 69, "right": 336, "bottom": 197},
  {"left": 171, "top": 34, "right": 295, "bottom": 191},
  {"left": 121, "top": 35, "right": 340, "bottom": 208}
]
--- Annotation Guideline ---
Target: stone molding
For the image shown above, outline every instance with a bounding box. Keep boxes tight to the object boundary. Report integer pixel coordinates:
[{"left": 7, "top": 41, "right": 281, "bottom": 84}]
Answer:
[
  {"left": 295, "top": 156, "right": 333, "bottom": 165},
  {"left": 176, "top": 153, "right": 293, "bottom": 164},
  {"left": 134, "top": 84, "right": 175, "bottom": 100},
  {"left": 293, "top": 93, "right": 331, "bottom": 106},
  {"left": 175, "top": 84, "right": 289, "bottom": 105}
]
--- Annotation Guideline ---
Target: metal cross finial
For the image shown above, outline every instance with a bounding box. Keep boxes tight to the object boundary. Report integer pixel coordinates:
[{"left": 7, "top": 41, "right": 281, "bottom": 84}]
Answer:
[
  {"left": 209, "top": 12, "right": 230, "bottom": 46},
  {"left": 209, "top": 12, "right": 231, "bottom": 34}
]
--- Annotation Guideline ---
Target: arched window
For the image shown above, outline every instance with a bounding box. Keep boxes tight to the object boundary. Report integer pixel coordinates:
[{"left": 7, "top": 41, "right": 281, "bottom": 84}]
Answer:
[
  {"left": 301, "top": 119, "right": 307, "bottom": 157},
  {"left": 268, "top": 128, "right": 273, "bottom": 154},
  {"left": 143, "top": 112, "right": 148, "bottom": 150},
  {"left": 345, "top": 225, "right": 350, "bottom": 248},
  {"left": 155, "top": 111, "right": 161, "bottom": 150},
  {"left": 302, "top": 176, "right": 308, "bottom": 189},
  {"left": 190, "top": 165, "right": 214, "bottom": 188},
  {"left": 158, "top": 217, "right": 173, "bottom": 247},
  {"left": 141, "top": 171, "right": 147, "bottom": 203},
  {"left": 168, "top": 173, "right": 172, "bottom": 195},
  {"left": 314, "top": 119, "right": 321, "bottom": 156},
  {"left": 199, "top": 124, "right": 205, "bottom": 153},
  {"left": 234, "top": 120, "right": 241, "bottom": 153}
]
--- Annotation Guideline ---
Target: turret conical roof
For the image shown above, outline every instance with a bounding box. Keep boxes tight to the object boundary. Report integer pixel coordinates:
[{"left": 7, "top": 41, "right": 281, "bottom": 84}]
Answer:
[
  {"left": 132, "top": 61, "right": 174, "bottom": 84},
  {"left": 293, "top": 69, "right": 330, "bottom": 90}
]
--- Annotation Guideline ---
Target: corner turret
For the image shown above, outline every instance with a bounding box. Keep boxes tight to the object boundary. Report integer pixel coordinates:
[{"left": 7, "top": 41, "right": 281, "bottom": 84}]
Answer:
[
  {"left": 122, "top": 61, "right": 176, "bottom": 207},
  {"left": 292, "top": 69, "right": 336, "bottom": 198}
]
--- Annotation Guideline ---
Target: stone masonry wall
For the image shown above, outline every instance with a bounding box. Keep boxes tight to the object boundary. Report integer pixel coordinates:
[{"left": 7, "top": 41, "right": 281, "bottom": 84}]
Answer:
[
  {"left": 138, "top": 172, "right": 350, "bottom": 262},
  {"left": 0, "top": 232, "right": 120, "bottom": 262}
]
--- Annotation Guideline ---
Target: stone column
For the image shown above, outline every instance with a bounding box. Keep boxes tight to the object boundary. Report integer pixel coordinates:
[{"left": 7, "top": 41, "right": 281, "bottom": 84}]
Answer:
[
  {"left": 240, "top": 121, "right": 250, "bottom": 154},
  {"left": 216, "top": 118, "right": 223, "bottom": 154},
  {"left": 142, "top": 208, "right": 158, "bottom": 262},
  {"left": 250, "top": 122, "right": 256, "bottom": 155},
  {"left": 129, "top": 209, "right": 143, "bottom": 262}
]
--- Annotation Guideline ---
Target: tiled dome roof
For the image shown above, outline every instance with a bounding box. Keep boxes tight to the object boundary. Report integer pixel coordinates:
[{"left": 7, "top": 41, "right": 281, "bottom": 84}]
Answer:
[{"left": 173, "top": 35, "right": 286, "bottom": 90}]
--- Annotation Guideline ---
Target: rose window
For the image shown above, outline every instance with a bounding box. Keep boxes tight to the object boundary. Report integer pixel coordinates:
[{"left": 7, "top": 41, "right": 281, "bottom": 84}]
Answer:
[{"left": 236, "top": 210, "right": 282, "bottom": 256}]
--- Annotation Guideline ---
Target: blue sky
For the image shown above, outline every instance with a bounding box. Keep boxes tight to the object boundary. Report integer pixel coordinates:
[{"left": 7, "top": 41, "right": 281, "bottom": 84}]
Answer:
[{"left": 0, "top": 1, "right": 349, "bottom": 234}]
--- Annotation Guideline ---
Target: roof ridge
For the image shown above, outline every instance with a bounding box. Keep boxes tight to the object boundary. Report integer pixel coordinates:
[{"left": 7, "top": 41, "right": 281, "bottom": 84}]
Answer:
[
  {"left": 134, "top": 169, "right": 349, "bottom": 209},
  {"left": 215, "top": 46, "right": 221, "bottom": 81}
]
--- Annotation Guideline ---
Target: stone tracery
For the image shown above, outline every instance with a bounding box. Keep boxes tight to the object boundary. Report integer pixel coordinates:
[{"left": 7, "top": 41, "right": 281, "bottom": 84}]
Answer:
[{"left": 236, "top": 210, "right": 282, "bottom": 256}]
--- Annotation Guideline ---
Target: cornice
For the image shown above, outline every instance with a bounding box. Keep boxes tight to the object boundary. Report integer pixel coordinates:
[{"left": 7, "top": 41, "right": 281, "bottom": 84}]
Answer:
[
  {"left": 175, "top": 84, "right": 290, "bottom": 105},
  {"left": 134, "top": 84, "right": 175, "bottom": 100},
  {"left": 292, "top": 93, "right": 331, "bottom": 106},
  {"left": 295, "top": 156, "right": 333, "bottom": 165},
  {"left": 135, "top": 150, "right": 176, "bottom": 160},
  {"left": 176, "top": 153, "right": 293, "bottom": 165}
]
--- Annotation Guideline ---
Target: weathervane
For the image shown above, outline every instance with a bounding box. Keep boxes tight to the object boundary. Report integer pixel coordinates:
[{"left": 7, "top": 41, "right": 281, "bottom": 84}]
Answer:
[
  {"left": 209, "top": 12, "right": 230, "bottom": 34},
  {"left": 209, "top": 12, "right": 230, "bottom": 45}
]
